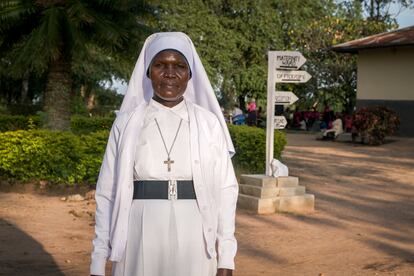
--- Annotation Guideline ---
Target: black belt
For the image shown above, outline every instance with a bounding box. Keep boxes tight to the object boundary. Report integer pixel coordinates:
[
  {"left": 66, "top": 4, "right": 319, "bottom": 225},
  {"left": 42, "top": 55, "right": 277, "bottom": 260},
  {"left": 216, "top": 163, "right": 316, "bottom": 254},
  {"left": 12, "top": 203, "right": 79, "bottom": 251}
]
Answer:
[{"left": 133, "top": 180, "right": 196, "bottom": 200}]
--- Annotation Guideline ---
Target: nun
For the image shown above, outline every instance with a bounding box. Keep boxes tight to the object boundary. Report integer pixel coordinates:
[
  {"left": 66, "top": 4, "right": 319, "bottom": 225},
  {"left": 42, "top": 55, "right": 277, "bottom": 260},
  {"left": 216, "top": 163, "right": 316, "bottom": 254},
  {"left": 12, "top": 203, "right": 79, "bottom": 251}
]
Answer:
[{"left": 90, "top": 32, "right": 238, "bottom": 276}]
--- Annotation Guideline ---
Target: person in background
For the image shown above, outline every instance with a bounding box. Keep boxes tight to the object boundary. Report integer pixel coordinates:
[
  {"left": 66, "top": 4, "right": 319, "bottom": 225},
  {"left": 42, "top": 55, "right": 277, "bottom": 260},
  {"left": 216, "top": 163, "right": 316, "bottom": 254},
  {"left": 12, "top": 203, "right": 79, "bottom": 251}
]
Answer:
[
  {"left": 246, "top": 99, "right": 257, "bottom": 126},
  {"left": 256, "top": 106, "right": 264, "bottom": 127},
  {"left": 231, "top": 104, "right": 245, "bottom": 125},
  {"left": 344, "top": 114, "right": 353, "bottom": 133},
  {"left": 322, "top": 104, "right": 334, "bottom": 130},
  {"left": 323, "top": 112, "right": 343, "bottom": 139},
  {"left": 293, "top": 108, "right": 302, "bottom": 128}
]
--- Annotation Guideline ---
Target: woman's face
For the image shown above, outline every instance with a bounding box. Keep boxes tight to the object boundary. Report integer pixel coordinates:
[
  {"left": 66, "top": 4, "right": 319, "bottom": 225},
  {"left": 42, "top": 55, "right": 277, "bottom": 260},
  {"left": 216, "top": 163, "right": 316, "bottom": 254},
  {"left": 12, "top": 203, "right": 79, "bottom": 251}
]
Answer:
[{"left": 149, "top": 50, "right": 191, "bottom": 107}]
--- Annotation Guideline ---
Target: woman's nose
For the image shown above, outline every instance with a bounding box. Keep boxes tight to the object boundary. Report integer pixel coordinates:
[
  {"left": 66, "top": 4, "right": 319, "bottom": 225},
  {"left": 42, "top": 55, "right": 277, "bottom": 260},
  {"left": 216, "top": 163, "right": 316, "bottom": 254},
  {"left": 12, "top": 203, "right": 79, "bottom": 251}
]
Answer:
[{"left": 163, "top": 66, "right": 177, "bottom": 78}]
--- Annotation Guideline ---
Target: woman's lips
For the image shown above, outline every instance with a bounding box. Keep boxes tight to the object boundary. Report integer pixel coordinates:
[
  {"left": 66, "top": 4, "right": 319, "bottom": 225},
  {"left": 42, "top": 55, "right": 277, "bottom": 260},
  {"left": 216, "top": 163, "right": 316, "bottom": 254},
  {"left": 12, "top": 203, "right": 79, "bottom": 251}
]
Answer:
[{"left": 162, "top": 82, "right": 178, "bottom": 88}]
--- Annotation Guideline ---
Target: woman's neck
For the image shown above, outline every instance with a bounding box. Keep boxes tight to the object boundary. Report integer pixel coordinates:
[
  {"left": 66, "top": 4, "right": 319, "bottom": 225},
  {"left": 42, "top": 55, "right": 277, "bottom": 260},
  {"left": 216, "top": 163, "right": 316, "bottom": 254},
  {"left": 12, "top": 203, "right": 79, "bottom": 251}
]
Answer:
[{"left": 152, "top": 95, "right": 184, "bottom": 108}]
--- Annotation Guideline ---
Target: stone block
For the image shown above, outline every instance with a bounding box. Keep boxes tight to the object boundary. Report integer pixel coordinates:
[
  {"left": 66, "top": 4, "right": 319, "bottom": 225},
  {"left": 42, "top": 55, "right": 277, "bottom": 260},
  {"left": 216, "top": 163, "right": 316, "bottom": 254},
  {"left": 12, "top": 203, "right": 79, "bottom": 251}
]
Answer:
[
  {"left": 239, "top": 184, "right": 279, "bottom": 198},
  {"left": 276, "top": 176, "right": 299, "bottom": 188},
  {"left": 278, "top": 194, "right": 315, "bottom": 214},
  {"left": 240, "top": 174, "right": 277, "bottom": 188},
  {"left": 237, "top": 194, "right": 279, "bottom": 214},
  {"left": 278, "top": 186, "right": 306, "bottom": 196}
]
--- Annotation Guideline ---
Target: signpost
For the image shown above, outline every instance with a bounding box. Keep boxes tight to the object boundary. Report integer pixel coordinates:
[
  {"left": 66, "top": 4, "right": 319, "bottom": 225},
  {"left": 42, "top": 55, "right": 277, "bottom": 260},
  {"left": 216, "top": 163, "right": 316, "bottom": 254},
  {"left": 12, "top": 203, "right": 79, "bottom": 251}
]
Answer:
[
  {"left": 274, "top": 91, "right": 299, "bottom": 105},
  {"left": 274, "top": 116, "right": 287, "bottom": 129},
  {"left": 274, "top": 51, "right": 306, "bottom": 70},
  {"left": 275, "top": 70, "right": 312, "bottom": 83},
  {"left": 265, "top": 51, "right": 312, "bottom": 176}
]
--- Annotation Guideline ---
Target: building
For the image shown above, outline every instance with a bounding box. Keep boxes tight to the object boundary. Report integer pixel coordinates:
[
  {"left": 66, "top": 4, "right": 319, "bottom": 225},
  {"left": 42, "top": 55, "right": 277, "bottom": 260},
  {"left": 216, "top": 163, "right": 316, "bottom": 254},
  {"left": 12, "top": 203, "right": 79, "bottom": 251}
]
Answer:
[{"left": 331, "top": 25, "right": 414, "bottom": 136}]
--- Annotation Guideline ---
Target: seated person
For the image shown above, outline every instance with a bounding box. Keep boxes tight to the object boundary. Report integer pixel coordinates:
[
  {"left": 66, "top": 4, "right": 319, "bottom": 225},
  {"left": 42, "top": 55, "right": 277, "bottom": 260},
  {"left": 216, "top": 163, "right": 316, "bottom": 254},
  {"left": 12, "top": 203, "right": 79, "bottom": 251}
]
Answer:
[{"left": 323, "top": 114, "right": 343, "bottom": 139}]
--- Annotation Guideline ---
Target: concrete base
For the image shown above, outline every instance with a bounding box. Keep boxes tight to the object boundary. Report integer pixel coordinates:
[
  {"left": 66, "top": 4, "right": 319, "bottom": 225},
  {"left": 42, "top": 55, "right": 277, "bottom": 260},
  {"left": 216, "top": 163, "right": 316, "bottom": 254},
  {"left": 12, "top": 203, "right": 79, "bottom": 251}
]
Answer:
[
  {"left": 238, "top": 174, "right": 315, "bottom": 215},
  {"left": 237, "top": 194, "right": 279, "bottom": 214}
]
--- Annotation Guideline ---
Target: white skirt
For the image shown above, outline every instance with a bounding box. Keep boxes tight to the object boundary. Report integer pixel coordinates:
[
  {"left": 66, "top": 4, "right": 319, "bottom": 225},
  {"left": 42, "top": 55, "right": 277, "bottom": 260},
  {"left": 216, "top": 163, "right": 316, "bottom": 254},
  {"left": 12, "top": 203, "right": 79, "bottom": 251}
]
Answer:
[{"left": 112, "top": 199, "right": 217, "bottom": 276}]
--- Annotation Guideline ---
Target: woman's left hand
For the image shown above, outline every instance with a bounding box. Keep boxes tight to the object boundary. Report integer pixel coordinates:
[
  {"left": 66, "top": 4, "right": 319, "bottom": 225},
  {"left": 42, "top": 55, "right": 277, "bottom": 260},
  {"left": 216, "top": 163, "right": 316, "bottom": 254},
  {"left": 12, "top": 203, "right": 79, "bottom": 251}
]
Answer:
[{"left": 217, "top": 268, "right": 233, "bottom": 276}]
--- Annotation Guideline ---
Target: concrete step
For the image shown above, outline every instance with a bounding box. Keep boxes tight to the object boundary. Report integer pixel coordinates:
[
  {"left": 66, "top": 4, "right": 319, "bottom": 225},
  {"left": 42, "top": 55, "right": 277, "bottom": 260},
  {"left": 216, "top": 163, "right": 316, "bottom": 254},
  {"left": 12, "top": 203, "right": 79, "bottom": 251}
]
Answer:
[
  {"left": 239, "top": 184, "right": 279, "bottom": 198},
  {"left": 277, "top": 194, "right": 315, "bottom": 214},
  {"left": 237, "top": 194, "right": 279, "bottom": 214},
  {"left": 240, "top": 174, "right": 277, "bottom": 188},
  {"left": 279, "top": 186, "right": 306, "bottom": 196},
  {"left": 276, "top": 176, "right": 299, "bottom": 188}
]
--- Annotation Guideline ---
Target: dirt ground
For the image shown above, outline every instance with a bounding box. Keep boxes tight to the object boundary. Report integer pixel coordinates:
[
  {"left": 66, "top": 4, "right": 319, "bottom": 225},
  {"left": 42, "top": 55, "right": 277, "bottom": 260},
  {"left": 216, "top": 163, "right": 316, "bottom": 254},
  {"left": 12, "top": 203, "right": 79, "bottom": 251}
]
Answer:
[{"left": 0, "top": 133, "right": 413, "bottom": 276}]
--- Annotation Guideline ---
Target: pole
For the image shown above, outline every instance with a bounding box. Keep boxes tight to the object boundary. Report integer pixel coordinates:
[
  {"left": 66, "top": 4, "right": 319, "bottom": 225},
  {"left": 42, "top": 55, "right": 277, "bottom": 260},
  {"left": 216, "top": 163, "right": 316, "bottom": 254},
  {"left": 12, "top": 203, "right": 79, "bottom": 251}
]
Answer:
[{"left": 265, "top": 52, "right": 276, "bottom": 176}]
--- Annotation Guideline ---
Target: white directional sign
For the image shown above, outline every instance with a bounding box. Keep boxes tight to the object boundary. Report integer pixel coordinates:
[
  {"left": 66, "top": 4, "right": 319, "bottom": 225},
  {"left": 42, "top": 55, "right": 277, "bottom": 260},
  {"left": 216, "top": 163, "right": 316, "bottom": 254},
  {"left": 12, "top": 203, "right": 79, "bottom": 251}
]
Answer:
[
  {"left": 266, "top": 51, "right": 311, "bottom": 176},
  {"left": 275, "top": 70, "right": 312, "bottom": 83},
  {"left": 274, "top": 51, "right": 306, "bottom": 70},
  {"left": 274, "top": 91, "right": 299, "bottom": 105},
  {"left": 274, "top": 116, "right": 287, "bottom": 129}
]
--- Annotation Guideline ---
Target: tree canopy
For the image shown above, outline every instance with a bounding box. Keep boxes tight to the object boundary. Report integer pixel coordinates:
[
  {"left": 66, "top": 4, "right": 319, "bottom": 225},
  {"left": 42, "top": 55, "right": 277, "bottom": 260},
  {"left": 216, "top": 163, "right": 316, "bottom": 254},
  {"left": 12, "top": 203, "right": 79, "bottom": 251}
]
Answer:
[
  {"left": 145, "top": 0, "right": 408, "bottom": 112},
  {"left": 1, "top": 0, "right": 411, "bottom": 123}
]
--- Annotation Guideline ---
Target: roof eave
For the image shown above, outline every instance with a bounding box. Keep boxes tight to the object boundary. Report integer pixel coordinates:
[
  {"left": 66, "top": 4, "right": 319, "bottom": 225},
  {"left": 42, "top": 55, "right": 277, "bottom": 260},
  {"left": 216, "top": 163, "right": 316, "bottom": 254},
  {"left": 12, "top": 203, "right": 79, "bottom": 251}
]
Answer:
[{"left": 331, "top": 43, "right": 414, "bottom": 54}]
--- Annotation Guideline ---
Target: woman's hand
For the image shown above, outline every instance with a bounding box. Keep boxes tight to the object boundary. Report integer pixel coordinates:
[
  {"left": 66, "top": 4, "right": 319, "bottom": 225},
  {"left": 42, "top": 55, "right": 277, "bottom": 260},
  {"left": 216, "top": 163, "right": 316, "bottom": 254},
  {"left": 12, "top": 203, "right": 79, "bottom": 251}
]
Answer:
[{"left": 217, "top": 268, "right": 233, "bottom": 276}]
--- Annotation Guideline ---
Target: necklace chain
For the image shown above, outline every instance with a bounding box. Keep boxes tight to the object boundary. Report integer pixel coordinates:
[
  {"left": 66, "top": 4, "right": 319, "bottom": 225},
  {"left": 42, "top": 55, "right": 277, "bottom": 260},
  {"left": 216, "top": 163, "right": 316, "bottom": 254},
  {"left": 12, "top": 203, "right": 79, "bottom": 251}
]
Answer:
[{"left": 154, "top": 118, "right": 183, "bottom": 170}]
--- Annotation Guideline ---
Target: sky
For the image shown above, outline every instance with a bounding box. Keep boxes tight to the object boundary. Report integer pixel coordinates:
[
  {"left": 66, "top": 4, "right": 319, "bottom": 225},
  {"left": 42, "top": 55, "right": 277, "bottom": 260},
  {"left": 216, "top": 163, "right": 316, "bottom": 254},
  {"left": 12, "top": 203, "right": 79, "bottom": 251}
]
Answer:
[
  {"left": 111, "top": 5, "right": 414, "bottom": 94},
  {"left": 394, "top": 6, "right": 414, "bottom": 28}
]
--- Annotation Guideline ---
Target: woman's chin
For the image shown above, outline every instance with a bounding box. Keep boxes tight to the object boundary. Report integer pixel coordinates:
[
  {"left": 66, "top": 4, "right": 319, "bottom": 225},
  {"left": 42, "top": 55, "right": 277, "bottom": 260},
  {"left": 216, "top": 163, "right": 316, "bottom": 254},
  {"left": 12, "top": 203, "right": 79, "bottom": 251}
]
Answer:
[{"left": 155, "top": 93, "right": 184, "bottom": 102}]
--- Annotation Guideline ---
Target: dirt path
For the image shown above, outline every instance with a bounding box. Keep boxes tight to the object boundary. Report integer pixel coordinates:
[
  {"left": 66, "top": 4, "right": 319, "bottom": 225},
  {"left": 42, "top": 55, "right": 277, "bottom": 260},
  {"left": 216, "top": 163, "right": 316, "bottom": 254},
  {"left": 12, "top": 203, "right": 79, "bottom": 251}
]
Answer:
[{"left": 1, "top": 133, "right": 413, "bottom": 276}]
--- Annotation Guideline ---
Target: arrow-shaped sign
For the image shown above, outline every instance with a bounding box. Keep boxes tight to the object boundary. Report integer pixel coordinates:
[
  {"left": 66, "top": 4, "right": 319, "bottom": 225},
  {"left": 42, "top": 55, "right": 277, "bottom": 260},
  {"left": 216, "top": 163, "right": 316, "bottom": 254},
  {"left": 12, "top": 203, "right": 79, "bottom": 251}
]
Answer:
[
  {"left": 275, "top": 70, "right": 312, "bottom": 83},
  {"left": 274, "top": 91, "right": 299, "bottom": 105},
  {"left": 274, "top": 51, "right": 306, "bottom": 70},
  {"left": 274, "top": 116, "right": 287, "bottom": 129}
]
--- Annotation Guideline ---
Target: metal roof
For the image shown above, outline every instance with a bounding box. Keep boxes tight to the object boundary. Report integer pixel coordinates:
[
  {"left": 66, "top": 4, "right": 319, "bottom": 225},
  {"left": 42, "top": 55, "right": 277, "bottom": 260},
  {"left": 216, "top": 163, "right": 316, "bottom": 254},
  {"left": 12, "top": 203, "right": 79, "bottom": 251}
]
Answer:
[{"left": 331, "top": 25, "right": 414, "bottom": 53}]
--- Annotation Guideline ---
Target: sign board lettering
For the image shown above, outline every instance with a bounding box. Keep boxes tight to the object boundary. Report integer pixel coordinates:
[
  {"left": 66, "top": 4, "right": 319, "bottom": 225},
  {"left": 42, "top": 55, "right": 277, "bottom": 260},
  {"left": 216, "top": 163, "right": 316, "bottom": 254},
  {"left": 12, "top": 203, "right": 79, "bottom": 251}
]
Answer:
[
  {"left": 274, "top": 91, "right": 299, "bottom": 105},
  {"left": 274, "top": 116, "right": 287, "bottom": 129},
  {"left": 274, "top": 51, "right": 306, "bottom": 70},
  {"left": 275, "top": 70, "right": 311, "bottom": 83}
]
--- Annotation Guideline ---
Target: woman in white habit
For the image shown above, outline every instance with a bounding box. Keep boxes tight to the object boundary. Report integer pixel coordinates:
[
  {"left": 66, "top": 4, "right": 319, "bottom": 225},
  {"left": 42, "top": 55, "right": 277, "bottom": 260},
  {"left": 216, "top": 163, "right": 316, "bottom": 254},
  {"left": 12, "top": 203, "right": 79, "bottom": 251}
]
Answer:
[{"left": 90, "top": 32, "right": 238, "bottom": 276}]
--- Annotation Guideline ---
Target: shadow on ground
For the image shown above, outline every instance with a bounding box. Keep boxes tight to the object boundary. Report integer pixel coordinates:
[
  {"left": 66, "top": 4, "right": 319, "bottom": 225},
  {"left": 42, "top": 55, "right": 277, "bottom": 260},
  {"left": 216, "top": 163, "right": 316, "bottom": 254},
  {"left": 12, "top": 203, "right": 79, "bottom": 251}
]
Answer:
[{"left": 0, "top": 218, "right": 65, "bottom": 276}]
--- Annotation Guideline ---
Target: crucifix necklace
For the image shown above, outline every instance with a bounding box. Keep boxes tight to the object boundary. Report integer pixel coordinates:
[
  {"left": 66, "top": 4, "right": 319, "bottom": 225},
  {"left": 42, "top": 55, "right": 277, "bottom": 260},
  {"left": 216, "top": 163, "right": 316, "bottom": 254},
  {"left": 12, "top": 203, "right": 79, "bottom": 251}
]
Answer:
[{"left": 154, "top": 118, "right": 183, "bottom": 172}]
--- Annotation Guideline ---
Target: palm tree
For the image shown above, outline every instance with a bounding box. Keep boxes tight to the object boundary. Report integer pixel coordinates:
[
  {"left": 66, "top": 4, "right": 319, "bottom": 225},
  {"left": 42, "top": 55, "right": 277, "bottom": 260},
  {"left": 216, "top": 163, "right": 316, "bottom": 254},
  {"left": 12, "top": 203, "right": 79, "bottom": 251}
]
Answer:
[{"left": 0, "top": 0, "right": 148, "bottom": 130}]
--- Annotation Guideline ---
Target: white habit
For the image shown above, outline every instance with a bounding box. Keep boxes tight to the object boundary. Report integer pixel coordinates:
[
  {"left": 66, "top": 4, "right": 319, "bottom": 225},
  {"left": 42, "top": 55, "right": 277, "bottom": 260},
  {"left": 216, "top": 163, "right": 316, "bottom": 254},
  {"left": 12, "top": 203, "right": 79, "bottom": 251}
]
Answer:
[{"left": 112, "top": 99, "right": 216, "bottom": 276}]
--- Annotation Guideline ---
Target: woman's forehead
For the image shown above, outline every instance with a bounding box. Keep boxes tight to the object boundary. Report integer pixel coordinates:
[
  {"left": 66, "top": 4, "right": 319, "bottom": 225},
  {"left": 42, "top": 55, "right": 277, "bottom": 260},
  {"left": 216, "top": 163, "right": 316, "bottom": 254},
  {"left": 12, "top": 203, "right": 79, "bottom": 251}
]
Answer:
[{"left": 152, "top": 49, "right": 188, "bottom": 62}]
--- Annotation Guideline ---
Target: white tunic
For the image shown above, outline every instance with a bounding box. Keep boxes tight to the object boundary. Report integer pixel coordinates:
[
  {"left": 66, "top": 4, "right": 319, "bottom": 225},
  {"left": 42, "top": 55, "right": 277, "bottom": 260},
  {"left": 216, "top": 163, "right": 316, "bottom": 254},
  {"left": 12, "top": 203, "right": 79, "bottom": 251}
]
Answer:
[{"left": 112, "top": 99, "right": 216, "bottom": 276}]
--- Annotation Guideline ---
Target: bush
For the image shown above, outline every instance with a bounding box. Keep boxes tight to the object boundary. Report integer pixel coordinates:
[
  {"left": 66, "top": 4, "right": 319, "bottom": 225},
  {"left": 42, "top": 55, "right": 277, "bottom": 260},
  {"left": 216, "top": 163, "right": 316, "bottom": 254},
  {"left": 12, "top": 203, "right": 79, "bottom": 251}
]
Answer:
[
  {"left": 228, "top": 125, "right": 286, "bottom": 173},
  {"left": 0, "top": 130, "right": 108, "bottom": 184},
  {"left": 353, "top": 106, "right": 400, "bottom": 145},
  {"left": 0, "top": 115, "right": 40, "bottom": 131},
  {"left": 0, "top": 125, "right": 286, "bottom": 184},
  {"left": 70, "top": 115, "right": 114, "bottom": 134},
  {"left": 0, "top": 114, "right": 114, "bottom": 133}
]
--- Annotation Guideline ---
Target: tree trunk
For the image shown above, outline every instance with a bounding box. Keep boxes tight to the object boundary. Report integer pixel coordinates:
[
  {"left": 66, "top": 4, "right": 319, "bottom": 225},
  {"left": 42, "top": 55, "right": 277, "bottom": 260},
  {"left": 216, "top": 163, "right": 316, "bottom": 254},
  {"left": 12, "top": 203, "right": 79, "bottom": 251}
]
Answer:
[
  {"left": 43, "top": 57, "right": 72, "bottom": 130},
  {"left": 87, "top": 90, "right": 96, "bottom": 111},
  {"left": 20, "top": 71, "right": 30, "bottom": 104}
]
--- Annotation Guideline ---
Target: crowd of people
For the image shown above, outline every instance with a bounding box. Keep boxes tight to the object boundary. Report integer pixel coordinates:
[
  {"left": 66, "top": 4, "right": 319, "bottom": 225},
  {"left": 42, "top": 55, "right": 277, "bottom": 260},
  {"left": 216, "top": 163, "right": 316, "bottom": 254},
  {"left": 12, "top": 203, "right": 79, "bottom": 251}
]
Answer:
[
  {"left": 226, "top": 99, "right": 265, "bottom": 127},
  {"left": 225, "top": 101, "right": 355, "bottom": 140}
]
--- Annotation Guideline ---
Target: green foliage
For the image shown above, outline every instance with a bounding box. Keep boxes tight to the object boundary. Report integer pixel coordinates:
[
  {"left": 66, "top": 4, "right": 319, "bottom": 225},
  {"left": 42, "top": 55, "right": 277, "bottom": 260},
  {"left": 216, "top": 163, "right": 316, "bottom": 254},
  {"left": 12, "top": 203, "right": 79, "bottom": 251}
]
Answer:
[
  {"left": 71, "top": 115, "right": 114, "bottom": 134},
  {"left": 0, "top": 114, "right": 114, "bottom": 133},
  {"left": 144, "top": 0, "right": 401, "bottom": 112},
  {"left": 0, "top": 0, "right": 150, "bottom": 129},
  {"left": 353, "top": 106, "right": 400, "bottom": 145},
  {"left": 0, "top": 114, "right": 40, "bottom": 131},
  {"left": 0, "top": 130, "right": 108, "bottom": 184},
  {"left": 0, "top": 125, "right": 286, "bottom": 184},
  {"left": 228, "top": 125, "right": 286, "bottom": 173}
]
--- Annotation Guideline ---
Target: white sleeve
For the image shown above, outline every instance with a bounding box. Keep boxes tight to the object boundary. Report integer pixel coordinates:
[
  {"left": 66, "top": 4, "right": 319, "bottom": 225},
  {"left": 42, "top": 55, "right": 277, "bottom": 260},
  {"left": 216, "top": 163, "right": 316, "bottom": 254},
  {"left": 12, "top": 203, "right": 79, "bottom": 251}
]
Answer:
[
  {"left": 90, "top": 122, "right": 120, "bottom": 276},
  {"left": 216, "top": 124, "right": 239, "bottom": 269}
]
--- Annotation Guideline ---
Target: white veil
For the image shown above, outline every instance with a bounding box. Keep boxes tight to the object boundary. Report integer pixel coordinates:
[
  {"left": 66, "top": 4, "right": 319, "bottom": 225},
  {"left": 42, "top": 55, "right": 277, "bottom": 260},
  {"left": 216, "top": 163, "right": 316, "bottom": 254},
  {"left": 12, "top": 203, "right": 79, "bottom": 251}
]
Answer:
[{"left": 119, "top": 32, "right": 235, "bottom": 155}]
